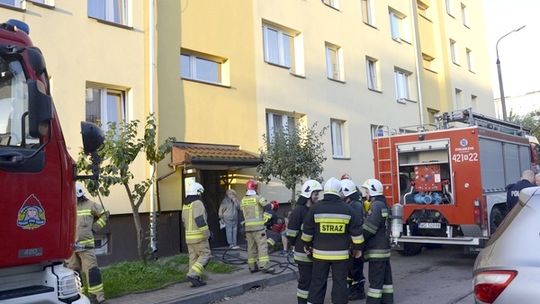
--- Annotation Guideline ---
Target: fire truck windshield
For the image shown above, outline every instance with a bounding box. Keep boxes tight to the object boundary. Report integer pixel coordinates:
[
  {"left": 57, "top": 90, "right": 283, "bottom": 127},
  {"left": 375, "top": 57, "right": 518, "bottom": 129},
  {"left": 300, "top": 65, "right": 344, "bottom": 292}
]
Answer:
[{"left": 0, "top": 58, "right": 37, "bottom": 147}]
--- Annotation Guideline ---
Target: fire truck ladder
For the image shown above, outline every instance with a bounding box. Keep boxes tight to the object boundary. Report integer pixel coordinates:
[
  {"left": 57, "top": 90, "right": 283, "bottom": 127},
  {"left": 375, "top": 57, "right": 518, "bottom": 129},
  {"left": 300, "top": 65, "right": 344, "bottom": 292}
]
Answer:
[{"left": 375, "top": 132, "right": 395, "bottom": 206}]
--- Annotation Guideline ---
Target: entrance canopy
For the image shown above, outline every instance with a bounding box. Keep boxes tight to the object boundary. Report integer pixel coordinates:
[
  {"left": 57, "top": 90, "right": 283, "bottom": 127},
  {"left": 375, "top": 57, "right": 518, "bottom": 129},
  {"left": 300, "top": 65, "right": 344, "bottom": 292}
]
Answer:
[{"left": 171, "top": 142, "right": 262, "bottom": 170}]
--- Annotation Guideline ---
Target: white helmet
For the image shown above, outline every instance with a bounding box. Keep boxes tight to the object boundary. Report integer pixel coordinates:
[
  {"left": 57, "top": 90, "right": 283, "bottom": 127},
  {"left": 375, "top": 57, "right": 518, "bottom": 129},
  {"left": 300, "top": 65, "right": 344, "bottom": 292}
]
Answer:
[
  {"left": 186, "top": 182, "right": 204, "bottom": 197},
  {"left": 362, "top": 179, "right": 384, "bottom": 196},
  {"left": 301, "top": 179, "right": 323, "bottom": 198},
  {"left": 324, "top": 177, "right": 342, "bottom": 196},
  {"left": 340, "top": 179, "right": 358, "bottom": 197},
  {"left": 75, "top": 183, "right": 85, "bottom": 198}
]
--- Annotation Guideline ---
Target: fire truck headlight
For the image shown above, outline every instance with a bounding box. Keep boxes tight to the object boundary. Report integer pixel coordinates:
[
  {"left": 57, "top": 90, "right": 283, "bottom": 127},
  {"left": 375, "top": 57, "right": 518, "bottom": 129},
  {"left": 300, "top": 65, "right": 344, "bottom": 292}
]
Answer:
[{"left": 57, "top": 271, "right": 82, "bottom": 300}]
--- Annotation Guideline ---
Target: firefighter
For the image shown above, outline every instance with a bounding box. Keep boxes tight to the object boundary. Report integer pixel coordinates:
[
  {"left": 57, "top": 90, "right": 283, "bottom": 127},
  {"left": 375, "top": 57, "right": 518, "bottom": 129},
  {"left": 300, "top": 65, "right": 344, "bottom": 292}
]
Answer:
[
  {"left": 302, "top": 177, "right": 364, "bottom": 304},
  {"left": 264, "top": 201, "right": 288, "bottom": 254},
  {"left": 361, "top": 179, "right": 393, "bottom": 304},
  {"left": 241, "top": 179, "right": 275, "bottom": 274},
  {"left": 182, "top": 182, "right": 211, "bottom": 287},
  {"left": 65, "top": 183, "right": 108, "bottom": 304},
  {"left": 341, "top": 178, "right": 366, "bottom": 300},
  {"left": 286, "top": 179, "right": 323, "bottom": 303},
  {"left": 506, "top": 169, "right": 535, "bottom": 213}
]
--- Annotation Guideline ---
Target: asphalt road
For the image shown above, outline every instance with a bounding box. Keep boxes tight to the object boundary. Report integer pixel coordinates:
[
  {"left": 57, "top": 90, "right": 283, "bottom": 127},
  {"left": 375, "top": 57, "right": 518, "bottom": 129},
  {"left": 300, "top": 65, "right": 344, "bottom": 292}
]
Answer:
[{"left": 219, "top": 245, "right": 476, "bottom": 304}]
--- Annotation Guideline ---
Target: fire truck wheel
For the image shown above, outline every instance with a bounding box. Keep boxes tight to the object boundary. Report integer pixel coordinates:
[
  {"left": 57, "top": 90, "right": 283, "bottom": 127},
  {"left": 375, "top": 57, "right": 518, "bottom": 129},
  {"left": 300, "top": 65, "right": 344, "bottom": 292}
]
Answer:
[
  {"left": 398, "top": 243, "right": 423, "bottom": 256},
  {"left": 490, "top": 207, "right": 504, "bottom": 234}
]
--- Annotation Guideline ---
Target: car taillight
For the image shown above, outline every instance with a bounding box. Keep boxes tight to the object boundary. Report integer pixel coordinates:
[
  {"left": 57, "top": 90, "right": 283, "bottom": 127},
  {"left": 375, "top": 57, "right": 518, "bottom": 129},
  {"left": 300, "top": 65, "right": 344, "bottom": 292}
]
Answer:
[{"left": 473, "top": 270, "right": 517, "bottom": 303}]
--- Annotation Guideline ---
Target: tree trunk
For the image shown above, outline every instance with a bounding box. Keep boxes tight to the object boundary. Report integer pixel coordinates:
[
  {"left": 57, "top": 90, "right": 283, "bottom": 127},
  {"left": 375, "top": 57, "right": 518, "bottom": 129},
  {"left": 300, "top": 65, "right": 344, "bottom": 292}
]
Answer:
[{"left": 132, "top": 207, "right": 146, "bottom": 263}]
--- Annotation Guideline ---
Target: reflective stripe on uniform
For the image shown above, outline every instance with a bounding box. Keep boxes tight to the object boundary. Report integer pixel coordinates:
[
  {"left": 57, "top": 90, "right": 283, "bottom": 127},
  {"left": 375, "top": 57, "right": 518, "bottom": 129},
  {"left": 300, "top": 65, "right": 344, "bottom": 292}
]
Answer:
[
  {"left": 363, "top": 222, "right": 377, "bottom": 234},
  {"left": 301, "top": 233, "right": 313, "bottom": 242},
  {"left": 247, "top": 257, "right": 257, "bottom": 264},
  {"left": 77, "top": 209, "right": 92, "bottom": 216},
  {"left": 351, "top": 234, "right": 365, "bottom": 244},
  {"left": 364, "top": 249, "right": 391, "bottom": 259},
  {"left": 267, "top": 238, "right": 276, "bottom": 246},
  {"left": 88, "top": 283, "right": 103, "bottom": 294},
  {"left": 263, "top": 212, "right": 272, "bottom": 223},
  {"left": 96, "top": 218, "right": 106, "bottom": 228},
  {"left": 245, "top": 219, "right": 265, "bottom": 226},
  {"left": 297, "top": 288, "right": 309, "bottom": 299},
  {"left": 312, "top": 249, "right": 349, "bottom": 260},
  {"left": 79, "top": 239, "right": 95, "bottom": 246},
  {"left": 293, "top": 251, "right": 312, "bottom": 263},
  {"left": 191, "top": 262, "right": 204, "bottom": 275},
  {"left": 286, "top": 229, "right": 299, "bottom": 237},
  {"left": 314, "top": 213, "right": 351, "bottom": 224},
  {"left": 258, "top": 255, "right": 269, "bottom": 263},
  {"left": 367, "top": 288, "right": 382, "bottom": 298},
  {"left": 381, "top": 209, "right": 389, "bottom": 218},
  {"left": 241, "top": 197, "right": 258, "bottom": 206},
  {"left": 382, "top": 284, "right": 394, "bottom": 293}
]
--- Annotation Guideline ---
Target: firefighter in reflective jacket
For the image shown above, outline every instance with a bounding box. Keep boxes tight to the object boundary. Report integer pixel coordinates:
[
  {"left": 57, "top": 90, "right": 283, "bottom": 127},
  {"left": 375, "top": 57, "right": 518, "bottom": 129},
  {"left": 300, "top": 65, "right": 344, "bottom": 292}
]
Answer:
[
  {"left": 302, "top": 177, "right": 364, "bottom": 304},
  {"left": 241, "top": 179, "right": 275, "bottom": 274},
  {"left": 66, "top": 183, "right": 108, "bottom": 304},
  {"left": 286, "top": 179, "right": 323, "bottom": 303},
  {"left": 341, "top": 178, "right": 367, "bottom": 300},
  {"left": 182, "top": 182, "right": 211, "bottom": 287},
  {"left": 361, "top": 179, "right": 393, "bottom": 304}
]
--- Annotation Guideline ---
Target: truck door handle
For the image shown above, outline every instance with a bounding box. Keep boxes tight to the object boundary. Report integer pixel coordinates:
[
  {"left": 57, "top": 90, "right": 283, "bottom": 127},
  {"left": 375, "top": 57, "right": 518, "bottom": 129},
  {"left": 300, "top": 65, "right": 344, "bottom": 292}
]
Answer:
[{"left": 0, "top": 151, "right": 25, "bottom": 167}]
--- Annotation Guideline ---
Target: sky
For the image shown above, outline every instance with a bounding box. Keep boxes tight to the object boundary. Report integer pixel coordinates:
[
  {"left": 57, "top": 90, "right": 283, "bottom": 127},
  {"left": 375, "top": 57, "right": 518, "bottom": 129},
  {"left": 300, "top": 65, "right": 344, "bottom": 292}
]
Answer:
[{"left": 483, "top": 0, "right": 540, "bottom": 98}]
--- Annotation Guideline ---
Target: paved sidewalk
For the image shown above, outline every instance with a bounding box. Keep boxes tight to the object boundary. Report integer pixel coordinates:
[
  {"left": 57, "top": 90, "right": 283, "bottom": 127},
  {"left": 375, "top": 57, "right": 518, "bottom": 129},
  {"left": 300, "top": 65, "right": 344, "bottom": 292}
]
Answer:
[{"left": 107, "top": 247, "right": 297, "bottom": 304}]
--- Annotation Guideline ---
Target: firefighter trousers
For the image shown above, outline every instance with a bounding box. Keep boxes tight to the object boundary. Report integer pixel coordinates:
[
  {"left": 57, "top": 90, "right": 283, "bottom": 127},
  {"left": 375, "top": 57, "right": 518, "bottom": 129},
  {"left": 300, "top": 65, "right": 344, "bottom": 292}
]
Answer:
[
  {"left": 66, "top": 249, "right": 105, "bottom": 302},
  {"left": 245, "top": 230, "right": 270, "bottom": 271},
  {"left": 349, "top": 255, "right": 365, "bottom": 285},
  {"left": 366, "top": 259, "right": 394, "bottom": 304},
  {"left": 296, "top": 263, "right": 312, "bottom": 304},
  {"left": 187, "top": 240, "right": 211, "bottom": 278},
  {"left": 308, "top": 260, "right": 349, "bottom": 304}
]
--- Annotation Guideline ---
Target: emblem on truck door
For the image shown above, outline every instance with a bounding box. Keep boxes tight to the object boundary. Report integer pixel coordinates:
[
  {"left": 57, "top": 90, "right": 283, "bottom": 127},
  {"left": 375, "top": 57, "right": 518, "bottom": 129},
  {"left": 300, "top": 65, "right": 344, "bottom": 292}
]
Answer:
[{"left": 16, "top": 194, "right": 46, "bottom": 230}]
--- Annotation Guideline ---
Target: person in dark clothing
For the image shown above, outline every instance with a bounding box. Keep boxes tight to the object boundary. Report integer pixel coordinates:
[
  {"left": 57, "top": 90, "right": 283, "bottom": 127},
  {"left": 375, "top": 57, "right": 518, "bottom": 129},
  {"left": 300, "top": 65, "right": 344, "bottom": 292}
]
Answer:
[
  {"left": 286, "top": 180, "right": 323, "bottom": 304},
  {"left": 302, "top": 177, "right": 364, "bottom": 304},
  {"left": 506, "top": 170, "right": 535, "bottom": 212},
  {"left": 362, "top": 178, "right": 393, "bottom": 304},
  {"left": 340, "top": 178, "right": 366, "bottom": 300},
  {"left": 264, "top": 201, "right": 288, "bottom": 254}
]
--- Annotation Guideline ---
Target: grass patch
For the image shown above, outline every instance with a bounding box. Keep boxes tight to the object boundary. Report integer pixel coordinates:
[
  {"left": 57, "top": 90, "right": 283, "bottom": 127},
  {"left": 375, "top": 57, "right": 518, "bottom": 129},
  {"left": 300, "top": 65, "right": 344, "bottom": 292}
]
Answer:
[{"left": 99, "top": 254, "right": 236, "bottom": 299}]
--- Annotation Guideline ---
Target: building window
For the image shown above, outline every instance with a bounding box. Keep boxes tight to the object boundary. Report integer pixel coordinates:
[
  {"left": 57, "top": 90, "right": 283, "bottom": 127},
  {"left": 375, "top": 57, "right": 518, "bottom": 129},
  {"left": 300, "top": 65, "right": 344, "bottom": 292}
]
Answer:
[
  {"left": 85, "top": 85, "right": 127, "bottom": 130},
  {"left": 88, "top": 0, "right": 129, "bottom": 26},
  {"left": 0, "top": 0, "right": 23, "bottom": 8},
  {"left": 394, "top": 68, "right": 411, "bottom": 102},
  {"left": 417, "top": 0, "right": 431, "bottom": 20},
  {"left": 263, "top": 24, "right": 293, "bottom": 68},
  {"left": 29, "top": 0, "right": 54, "bottom": 6},
  {"left": 366, "top": 57, "right": 380, "bottom": 91},
  {"left": 461, "top": 3, "right": 469, "bottom": 27},
  {"left": 450, "top": 39, "right": 459, "bottom": 65},
  {"left": 181, "top": 51, "right": 226, "bottom": 85},
  {"left": 322, "top": 0, "right": 339, "bottom": 10},
  {"left": 389, "top": 8, "right": 410, "bottom": 42},
  {"left": 466, "top": 48, "right": 474, "bottom": 72},
  {"left": 266, "top": 111, "right": 297, "bottom": 140},
  {"left": 445, "top": 0, "right": 454, "bottom": 16},
  {"left": 361, "top": 0, "right": 375, "bottom": 26},
  {"left": 330, "top": 119, "right": 346, "bottom": 158},
  {"left": 471, "top": 95, "right": 478, "bottom": 111},
  {"left": 427, "top": 108, "right": 440, "bottom": 124},
  {"left": 422, "top": 53, "right": 436, "bottom": 72},
  {"left": 325, "top": 42, "right": 344, "bottom": 81},
  {"left": 455, "top": 88, "right": 462, "bottom": 109}
]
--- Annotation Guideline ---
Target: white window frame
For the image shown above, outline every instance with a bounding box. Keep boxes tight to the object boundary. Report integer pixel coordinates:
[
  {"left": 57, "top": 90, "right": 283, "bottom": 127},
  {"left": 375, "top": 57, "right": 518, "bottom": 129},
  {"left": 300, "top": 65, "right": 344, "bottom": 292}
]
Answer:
[
  {"left": 322, "top": 0, "right": 339, "bottom": 10},
  {"left": 366, "top": 57, "right": 380, "bottom": 91},
  {"left": 422, "top": 53, "right": 436, "bottom": 72},
  {"left": 330, "top": 119, "right": 346, "bottom": 158},
  {"left": 85, "top": 86, "right": 127, "bottom": 131},
  {"left": 28, "top": 0, "right": 54, "bottom": 6},
  {"left": 325, "top": 42, "right": 344, "bottom": 81},
  {"left": 445, "top": 0, "right": 454, "bottom": 16},
  {"left": 450, "top": 39, "right": 459, "bottom": 65},
  {"left": 466, "top": 48, "right": 473, "bottom": 72},
  {"left": 263, "top": 24, "right": 293, "bottom": 68},
  {"left": 454, "top": 88, "right": 462, "bottom": 109},
  {"left": 266, "top": 111, "right": 297, "bottom": 141},
  {"left": 471, "top": 95, "right": 478, "bottom": 111},
  {"left": 461, "top": 3, "right": 469, "bottom": 27},
  {"left": 88, "top": 0, "right": 130, "bottom": 26},
  {"left": 181, "top": 52, "right": 224, "bottom": 85},
  {"left": 394, "top": 68, "right": 411, "bottom": 102},
  {"left": 361, "top": 0, "right": 376, "bottom": 26},
  {"left": 389, "top": 9, "right": 410, "bottom": 42},
  {"left": 0, "top": 0, "right": 24, "bottom": 8}
]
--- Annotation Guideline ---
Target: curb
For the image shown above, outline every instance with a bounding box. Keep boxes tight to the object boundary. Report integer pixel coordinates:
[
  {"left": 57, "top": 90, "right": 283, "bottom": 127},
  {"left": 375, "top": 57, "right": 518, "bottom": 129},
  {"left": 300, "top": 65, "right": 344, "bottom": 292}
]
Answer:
[{"left": 157, "top": 270, "right": 297, "bottom": 304}]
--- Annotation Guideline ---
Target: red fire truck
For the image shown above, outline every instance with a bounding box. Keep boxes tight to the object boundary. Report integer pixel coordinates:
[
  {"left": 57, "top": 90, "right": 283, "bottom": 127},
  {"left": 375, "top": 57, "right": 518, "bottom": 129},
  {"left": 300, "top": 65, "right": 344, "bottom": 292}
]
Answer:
[
  {"left": 373, "top": 109, "right": 540, "bottom": 255},
  {"left": 0, "top": 20, "right": 103, "bottom": 303}
]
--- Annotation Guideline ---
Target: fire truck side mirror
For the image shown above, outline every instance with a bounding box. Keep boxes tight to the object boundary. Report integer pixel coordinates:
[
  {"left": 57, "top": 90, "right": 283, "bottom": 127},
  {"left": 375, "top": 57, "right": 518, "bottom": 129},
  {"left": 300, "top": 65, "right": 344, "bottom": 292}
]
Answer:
[
  {"left": 27, "top": 80, "right": 52, "bottom": 138},
  {"left": 80, "top": 122, "right": 104, "bottom": 155}
]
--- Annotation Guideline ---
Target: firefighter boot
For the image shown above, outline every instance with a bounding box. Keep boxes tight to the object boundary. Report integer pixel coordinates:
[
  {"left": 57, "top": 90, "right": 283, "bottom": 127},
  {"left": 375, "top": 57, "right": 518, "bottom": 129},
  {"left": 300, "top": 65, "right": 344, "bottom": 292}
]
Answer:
[
  {"left": 187, "top": 275, "right": 207, "bottom": 288},
  {"left": 349, "top": 282, "right": 366, "bottom": 300},
  {"left": 263, "top": 267, "right": 276, "bottom": 274}
]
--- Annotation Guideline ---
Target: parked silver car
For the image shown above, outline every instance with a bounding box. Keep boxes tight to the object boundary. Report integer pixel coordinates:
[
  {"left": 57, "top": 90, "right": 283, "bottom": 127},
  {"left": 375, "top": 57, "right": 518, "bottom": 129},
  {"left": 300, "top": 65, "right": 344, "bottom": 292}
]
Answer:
[{"left": 473, "top": 186, "right": 540, "bottom": 303}]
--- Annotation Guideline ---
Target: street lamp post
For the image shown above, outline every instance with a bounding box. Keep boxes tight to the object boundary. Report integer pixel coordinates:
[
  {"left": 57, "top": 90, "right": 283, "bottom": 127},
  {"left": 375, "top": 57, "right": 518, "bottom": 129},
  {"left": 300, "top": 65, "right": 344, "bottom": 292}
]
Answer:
[{"left": 496, "top": 25, "right": 526, "bottom": 121}]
